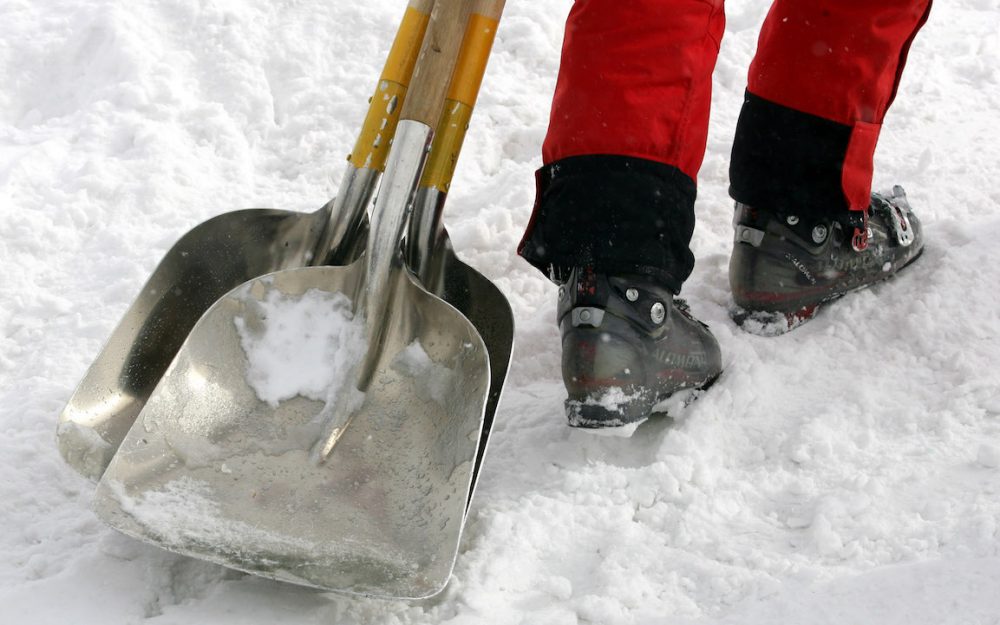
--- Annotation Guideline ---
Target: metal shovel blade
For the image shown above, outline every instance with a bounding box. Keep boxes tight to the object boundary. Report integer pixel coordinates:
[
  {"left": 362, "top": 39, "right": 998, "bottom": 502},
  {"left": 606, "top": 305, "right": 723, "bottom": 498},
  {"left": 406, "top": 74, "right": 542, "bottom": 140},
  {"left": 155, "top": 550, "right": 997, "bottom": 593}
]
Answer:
[
  {"left": 92, "top": 261, "right": 490, "bottom": 599},
  {"left": 55, "top": 203, "right": 364, "bottom": 480},
  {"left": 56, "top": 208, "right": 316, "bottom": 479}
]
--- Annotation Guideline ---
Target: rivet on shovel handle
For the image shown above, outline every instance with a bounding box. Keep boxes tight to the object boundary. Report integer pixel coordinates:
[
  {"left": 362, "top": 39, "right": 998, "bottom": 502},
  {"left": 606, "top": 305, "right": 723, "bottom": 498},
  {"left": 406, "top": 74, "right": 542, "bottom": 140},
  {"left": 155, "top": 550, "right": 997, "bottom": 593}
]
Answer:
[{"left": 347, "top": 0, "right": 434, "bottom": 172}]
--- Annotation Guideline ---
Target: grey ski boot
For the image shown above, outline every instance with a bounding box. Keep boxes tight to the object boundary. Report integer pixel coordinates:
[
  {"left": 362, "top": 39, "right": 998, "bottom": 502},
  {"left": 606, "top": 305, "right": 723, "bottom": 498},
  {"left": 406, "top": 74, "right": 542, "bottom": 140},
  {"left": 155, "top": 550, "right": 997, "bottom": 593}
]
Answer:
[
  {"left": 559, "top": 267, "right": 722, "bottom": 430},
  {"left": 730, "top": 185, "right": 925, "bottom": 334}
]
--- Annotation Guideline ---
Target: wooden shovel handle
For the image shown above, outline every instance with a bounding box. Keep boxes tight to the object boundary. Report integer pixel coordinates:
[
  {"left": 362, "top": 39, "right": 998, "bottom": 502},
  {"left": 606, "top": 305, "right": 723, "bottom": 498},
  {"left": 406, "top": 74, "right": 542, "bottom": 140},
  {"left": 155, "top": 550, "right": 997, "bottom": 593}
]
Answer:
[
  {"left": 400, "top": 0, "right": 473, "bottom": 126},
  {"left": 381, "top": 0, "right": 435, "bottom": 85},
  {"left": 348, "top": 0, "right": 436, "bottom": 170},
  {"left": 410, "top": 0, "right": 434, "bottom": 14},
  {"left": 448, "top": 0, "right": 503, "bottom": 108},
  {"left": 473, "top": 0, "right": 503, "bottom": 23},
  {"left": 417, "top": 0, "right": 504, "bottom": 192}
]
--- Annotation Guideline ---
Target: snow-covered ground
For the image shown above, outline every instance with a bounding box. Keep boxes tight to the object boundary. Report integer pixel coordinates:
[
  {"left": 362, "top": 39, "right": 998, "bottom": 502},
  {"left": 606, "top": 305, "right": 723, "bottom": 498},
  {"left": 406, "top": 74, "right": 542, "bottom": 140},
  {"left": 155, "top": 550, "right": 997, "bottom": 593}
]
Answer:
[{"left": 3, "top": 0, "right": 1000, "bottom": 623}]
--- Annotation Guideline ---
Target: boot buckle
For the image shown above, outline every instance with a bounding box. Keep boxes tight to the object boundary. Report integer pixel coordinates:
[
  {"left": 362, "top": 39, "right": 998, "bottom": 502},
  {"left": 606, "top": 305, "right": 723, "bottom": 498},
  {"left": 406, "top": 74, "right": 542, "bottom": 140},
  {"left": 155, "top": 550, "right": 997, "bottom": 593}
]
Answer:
[
  {"left": 734, "top": 225, "right": 765, "bottom": 247},
  {"left": 876, "top": 186, "right": 916, "bottom": 247},
  {"left": 571, "top": 307, "right": 605, "bottom": 328}
]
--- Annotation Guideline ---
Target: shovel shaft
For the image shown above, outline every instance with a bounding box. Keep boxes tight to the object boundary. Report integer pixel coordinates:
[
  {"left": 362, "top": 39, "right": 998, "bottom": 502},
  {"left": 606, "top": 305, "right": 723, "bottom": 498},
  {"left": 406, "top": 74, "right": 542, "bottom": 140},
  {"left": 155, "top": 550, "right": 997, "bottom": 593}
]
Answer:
[
  {"left": 418, "top": 0, "right": 503, "bottom": 194},
  {"left": 399, "top": 0, "right": 474, "bottom": 126},
  {"left": 362, "top": 0, "right": 474, "bottom": 322},
  {"left": 407, "top": 0, "right": 505, "bottom": 287},
  {"left": 314, "top": 0, "right": 474, "bottom": 463},
  {"left": 321, "top": 0, "right": 472, "bottom": 270},
  {"left": 348, "top": 0, "right": 435, "bottom": 172},
  {"left": 315, "top": 0, "right": 437, "bottom": 265}
]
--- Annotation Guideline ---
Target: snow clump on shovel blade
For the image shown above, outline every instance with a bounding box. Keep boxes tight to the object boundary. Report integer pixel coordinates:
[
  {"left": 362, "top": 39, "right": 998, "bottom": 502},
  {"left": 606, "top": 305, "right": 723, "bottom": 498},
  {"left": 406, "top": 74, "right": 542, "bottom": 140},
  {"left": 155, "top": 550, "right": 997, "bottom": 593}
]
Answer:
[{"left": 234, "top": 287, "right": 367, "bottom": 412}]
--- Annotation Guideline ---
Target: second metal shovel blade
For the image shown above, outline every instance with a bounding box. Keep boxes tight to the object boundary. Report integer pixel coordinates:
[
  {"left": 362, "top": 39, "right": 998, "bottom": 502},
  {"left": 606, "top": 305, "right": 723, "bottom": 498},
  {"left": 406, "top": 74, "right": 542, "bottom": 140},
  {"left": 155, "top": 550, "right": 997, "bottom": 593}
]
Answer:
[
  {"left": 92, "top": 261, "right": 490, "bottom": 599},
  {"left": 57, "top": 206, "right": 340, "bottom": 480}
]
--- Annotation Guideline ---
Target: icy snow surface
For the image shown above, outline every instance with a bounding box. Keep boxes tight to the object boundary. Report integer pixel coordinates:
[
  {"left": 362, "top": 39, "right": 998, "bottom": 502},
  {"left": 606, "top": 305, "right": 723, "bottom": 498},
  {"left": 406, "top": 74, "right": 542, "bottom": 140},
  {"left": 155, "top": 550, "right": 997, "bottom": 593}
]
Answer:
[{"left": 3, "top": 0, "right": 1000, "bottom": 623}]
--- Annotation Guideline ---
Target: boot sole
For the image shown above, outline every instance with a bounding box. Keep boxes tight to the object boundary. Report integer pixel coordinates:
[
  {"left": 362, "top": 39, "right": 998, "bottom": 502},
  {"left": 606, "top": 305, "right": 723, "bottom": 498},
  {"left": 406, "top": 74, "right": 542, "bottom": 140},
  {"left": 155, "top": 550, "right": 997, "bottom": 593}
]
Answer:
[{"left": 565, "top": 373, "right": 720, "bottom": 432}]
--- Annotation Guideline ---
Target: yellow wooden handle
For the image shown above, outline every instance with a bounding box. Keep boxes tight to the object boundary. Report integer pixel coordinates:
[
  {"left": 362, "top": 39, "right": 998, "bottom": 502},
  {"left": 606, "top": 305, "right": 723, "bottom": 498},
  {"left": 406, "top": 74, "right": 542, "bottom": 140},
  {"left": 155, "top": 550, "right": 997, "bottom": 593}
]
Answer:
[
  {"left": 348, "top": 0, "right": 435, "bottom": 170},
  {"left": 420, "top": 0, "right": 504, "bottom": 192}
]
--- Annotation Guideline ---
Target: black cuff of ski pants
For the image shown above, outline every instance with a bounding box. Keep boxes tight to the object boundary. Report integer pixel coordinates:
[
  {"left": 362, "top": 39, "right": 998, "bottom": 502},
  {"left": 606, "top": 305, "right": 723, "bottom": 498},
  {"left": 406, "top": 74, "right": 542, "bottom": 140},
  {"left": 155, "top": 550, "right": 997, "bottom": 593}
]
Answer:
[
  {"left": 729, "top": 91, "right": 854, "bottom": 219},
  {"left": 518, "top": 154, "right": 696, "bottom": 294}
]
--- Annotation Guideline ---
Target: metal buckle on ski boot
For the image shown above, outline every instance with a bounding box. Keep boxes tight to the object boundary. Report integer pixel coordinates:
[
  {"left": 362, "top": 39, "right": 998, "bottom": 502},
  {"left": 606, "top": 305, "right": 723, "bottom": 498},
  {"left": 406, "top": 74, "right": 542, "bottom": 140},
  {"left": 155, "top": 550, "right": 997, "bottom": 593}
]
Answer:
[
  {"left": 874, "top": 185, "right": 915, "bottom": 247},
  {"left": 571, "top": 307, "right": 605, "bottom": 328},
  {"left": 732, "top": 203, "right": 766, "bottom": 248},
  {"left": 734, "top": 225, "right": 765, "bottom": 247}
]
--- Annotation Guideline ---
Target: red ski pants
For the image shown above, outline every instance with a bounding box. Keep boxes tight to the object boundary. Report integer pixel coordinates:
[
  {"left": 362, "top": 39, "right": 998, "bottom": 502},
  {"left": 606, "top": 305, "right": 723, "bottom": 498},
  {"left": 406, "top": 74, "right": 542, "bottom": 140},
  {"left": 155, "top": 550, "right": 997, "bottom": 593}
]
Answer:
[
  {"left": 519, "top": 0, "right": 932, "bottom": 291},
  {"left": 543, "top": 0, "right": 932, "bottom": 211}
]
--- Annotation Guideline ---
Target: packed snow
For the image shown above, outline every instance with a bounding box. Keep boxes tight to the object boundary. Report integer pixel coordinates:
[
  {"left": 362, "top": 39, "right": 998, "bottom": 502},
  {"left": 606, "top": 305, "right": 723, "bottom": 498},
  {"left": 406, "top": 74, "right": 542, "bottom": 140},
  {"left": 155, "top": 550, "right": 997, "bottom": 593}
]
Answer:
[
  {"left": 233, "top": 284, "right": 365, "bottom": 407},
  {"left": 2, "top": 0, "right": 1000, "bottom": 624},
  {"left": 392, "top": 340, "right": 457, "bottom": 407}
]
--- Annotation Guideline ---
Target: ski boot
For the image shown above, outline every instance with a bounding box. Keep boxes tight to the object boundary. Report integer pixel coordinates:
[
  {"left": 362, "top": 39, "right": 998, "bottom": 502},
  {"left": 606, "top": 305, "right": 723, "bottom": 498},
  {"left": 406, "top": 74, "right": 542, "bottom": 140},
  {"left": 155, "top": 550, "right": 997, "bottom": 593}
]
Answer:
[
  {"left": 559, "top": 267, "right": 722, "bottom": 430},
  {"left": 730, "top": 185, "right": 924, "bottom": 334}
]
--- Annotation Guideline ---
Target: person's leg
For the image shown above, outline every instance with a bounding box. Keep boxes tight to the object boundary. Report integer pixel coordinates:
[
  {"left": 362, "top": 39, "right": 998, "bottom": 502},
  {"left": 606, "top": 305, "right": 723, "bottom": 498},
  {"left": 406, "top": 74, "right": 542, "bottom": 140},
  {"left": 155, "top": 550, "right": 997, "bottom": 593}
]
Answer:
[
  {"left": 518, "top": 0, "right": 726, "bottom": 429},
  {"left": 729, "top": 0, "right": 931, "bottom": 331},
  {"left": 520, "top": 0, "right": 725, "bottom": 293}
]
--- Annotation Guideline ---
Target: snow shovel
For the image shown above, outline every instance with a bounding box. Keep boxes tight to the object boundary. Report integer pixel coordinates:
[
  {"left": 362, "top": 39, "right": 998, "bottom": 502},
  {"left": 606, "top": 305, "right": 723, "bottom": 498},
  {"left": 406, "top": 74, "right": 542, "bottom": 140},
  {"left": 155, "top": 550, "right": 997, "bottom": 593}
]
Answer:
[
  {"left": 93, "top": 0, "right": 505, "bottom": 599},
  {"left": 57, "top": 0, "right": 435, "bottom": 480}
]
